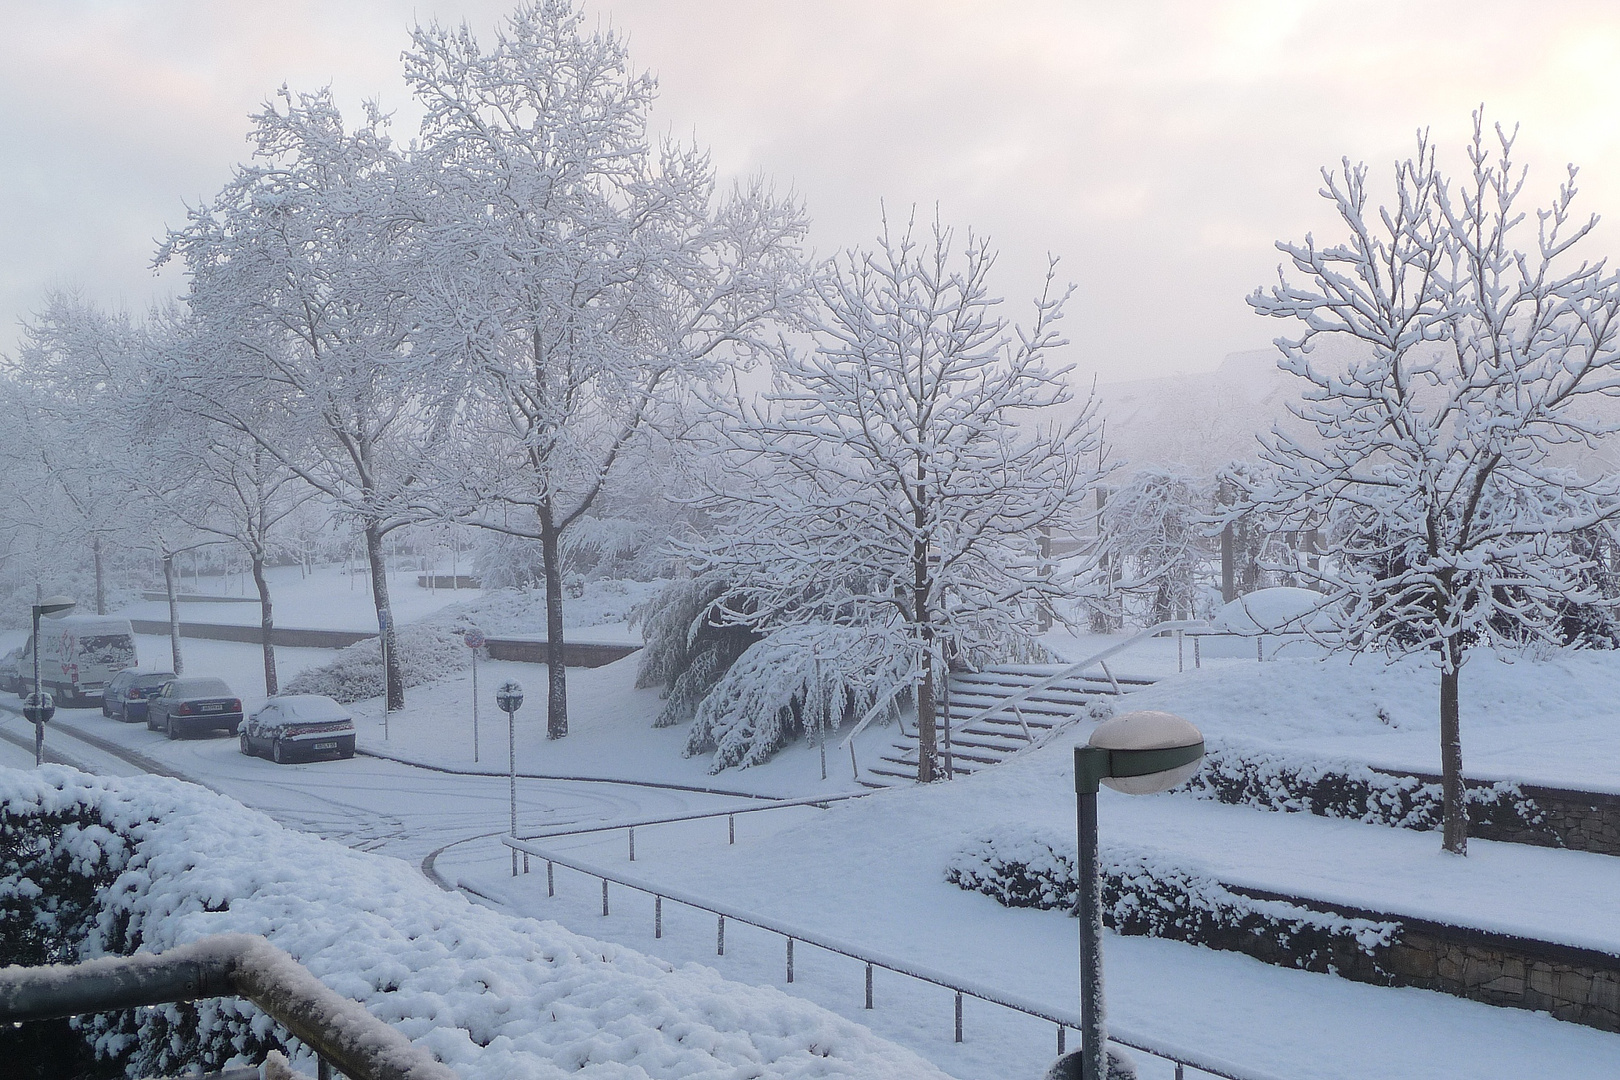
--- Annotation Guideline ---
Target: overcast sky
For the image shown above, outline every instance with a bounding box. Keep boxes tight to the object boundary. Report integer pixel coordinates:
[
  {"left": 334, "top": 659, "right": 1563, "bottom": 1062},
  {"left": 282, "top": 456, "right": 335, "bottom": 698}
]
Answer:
[{"left": 4, "top": 1, "right": 1619, "bottom": 383}]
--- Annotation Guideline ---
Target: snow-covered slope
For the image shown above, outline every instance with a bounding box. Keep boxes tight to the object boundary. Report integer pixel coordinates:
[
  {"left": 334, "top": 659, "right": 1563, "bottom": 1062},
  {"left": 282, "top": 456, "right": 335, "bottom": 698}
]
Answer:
[{"left": 0, "top": 765, "right": 949, "bottom": 1080}]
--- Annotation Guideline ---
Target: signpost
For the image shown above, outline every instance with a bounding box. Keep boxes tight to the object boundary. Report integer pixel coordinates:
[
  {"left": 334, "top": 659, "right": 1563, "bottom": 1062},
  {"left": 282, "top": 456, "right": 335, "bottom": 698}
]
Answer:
[
  {"left": 29, "top": 595, "right": 75, "bottom": 765},
  {"left": 1048, "top": 711, "right": 1205, "bottom": 1080},
  {"left": 378, "top": 607, "right": 393, "bottom": 738},
  {"left": 496, "top": 680, "right": 525, "bottom": 876},
  {"left": 463, "top": 626, "right": 485, "bottom": 762}
]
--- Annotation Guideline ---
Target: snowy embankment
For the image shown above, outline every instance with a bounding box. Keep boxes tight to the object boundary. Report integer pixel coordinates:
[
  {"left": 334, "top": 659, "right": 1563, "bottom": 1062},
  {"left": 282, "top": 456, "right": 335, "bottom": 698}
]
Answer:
[
  {"left": 0, "top": 765, "right": 947, "bottom": 1080},
  {"left": 1123, "top": 648, "right": 1620, "bottom": 793}
]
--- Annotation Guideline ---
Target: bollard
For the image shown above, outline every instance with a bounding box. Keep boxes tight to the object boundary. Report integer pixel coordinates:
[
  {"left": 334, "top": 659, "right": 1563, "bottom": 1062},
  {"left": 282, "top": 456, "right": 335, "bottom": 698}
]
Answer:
[
  {"left": 728, "top": 814, "right": 735, "bottom": 845},
  {"left": 954, "top": 991, "right": 963, "bottom": 1043},
  {"left": 628, "top": 828, "right": 636, "bottom": 862},
  {"left": 601, "top": 879, "right": 609, "bottom": 917},
  {"left": 717, "top": 915, "right": 725, "bottom": 955},
  {"left": 655, "top": 895, "right": 662, "bottom": 939},
  {"left": 1057, "top": 1026, "right": 1066, "bottom": 1055},
  {"left": 864, "top": 963, "right": 873, "bottom": 1009},
  {"left": 786, "top": 938, "right": 795, "bottom": 983},
  {"left": 547, "top": 861, "right": 554, "bottom": 897}
]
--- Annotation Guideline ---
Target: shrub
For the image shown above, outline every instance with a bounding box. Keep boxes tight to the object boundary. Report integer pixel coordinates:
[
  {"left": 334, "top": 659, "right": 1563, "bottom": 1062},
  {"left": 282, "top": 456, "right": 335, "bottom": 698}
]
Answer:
[{"left": 282, "top": 624, "right": 470, "bottom": 704}]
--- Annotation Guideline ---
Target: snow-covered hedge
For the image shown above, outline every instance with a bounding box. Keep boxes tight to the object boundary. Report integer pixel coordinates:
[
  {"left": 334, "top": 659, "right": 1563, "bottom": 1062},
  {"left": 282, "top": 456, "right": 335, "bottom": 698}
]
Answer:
[
  {"left": 946, "top": 827, "right": 1400, "bottom": 980},
  {"left": 282, "top": 624, "right": 470, "bottom": 704},
  {"left": 684, "top": 625, "right": 913, "bottom": 772},
  {"left": 1186, "top": 741, "right": 1553, "bottom": 840},
  {"left": 0, "top": 766, "right": 947, "bottom": 1080}
]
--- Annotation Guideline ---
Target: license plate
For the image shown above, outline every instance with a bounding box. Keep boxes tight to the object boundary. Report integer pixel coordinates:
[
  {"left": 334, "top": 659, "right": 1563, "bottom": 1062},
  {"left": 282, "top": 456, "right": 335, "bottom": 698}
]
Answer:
[
  {"left": 201, "top": 704, "right": 223, "bottom": 712},
  {"left": 313, "top": 741, "right": 338, "bottom": 750}
]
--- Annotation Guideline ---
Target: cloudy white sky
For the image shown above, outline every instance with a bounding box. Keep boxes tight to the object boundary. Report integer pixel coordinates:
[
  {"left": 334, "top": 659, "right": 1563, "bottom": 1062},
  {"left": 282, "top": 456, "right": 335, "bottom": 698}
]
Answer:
[{"left": 3, "top": 1, "right": 1619, "bottom": 382}]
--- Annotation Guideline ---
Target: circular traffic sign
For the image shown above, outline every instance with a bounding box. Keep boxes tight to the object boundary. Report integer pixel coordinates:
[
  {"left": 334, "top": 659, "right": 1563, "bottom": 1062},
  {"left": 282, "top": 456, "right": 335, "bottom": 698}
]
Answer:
[
  {"left": 464, "top": 627, "right": 486, "bottom": 649},
  {"left": 495, "top": 680, "right": 524, "bottom": 714},
  {"left": 22, "top": 692, "right": 55, "bottom": 725}
]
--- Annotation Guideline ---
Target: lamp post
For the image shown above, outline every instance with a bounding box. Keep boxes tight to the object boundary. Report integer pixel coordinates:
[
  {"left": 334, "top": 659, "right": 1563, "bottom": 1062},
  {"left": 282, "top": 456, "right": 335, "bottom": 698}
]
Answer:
[
  {"left": 27, "top": 595, "right": 76, "bottom": 765},
  {"left": 1048, "top": 711, "right": 1204, "bottom": 1080},
  {"left": 496, "top": 680, "right": 524, "bottom": 876}
]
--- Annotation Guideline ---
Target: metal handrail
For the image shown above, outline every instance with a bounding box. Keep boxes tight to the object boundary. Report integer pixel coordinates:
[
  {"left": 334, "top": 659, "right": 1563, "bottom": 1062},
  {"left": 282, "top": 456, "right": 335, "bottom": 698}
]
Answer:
[
  {"left": 0, "top": 934, "right": 457, "bottom": 1080},
  {"left": 500, "top": 837, "right": 1285, "bottom": 1080},
  {"left": 950, "top": 620, "right": 1207, "bottom": 734},
  {"left": 517, "top": 790, "right": 872, "bottom": 849}
]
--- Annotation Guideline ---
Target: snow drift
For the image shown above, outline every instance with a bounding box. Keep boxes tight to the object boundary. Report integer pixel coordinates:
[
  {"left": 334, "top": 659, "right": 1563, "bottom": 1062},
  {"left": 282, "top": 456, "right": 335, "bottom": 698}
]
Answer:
[{"left": 0, "top": 765, "right": 948, "bottom": 1079}]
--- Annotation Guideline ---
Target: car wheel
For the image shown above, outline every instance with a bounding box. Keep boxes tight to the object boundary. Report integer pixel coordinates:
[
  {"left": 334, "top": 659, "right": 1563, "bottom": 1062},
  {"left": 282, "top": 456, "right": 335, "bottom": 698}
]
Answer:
[
  {"left": 240, "top": 731, "right": 253, "bottom": 757},
  {"left": 273, "top": 739, "right": 287, "bottom": 764},
  {"left": 166, "top": 716, "right": 178, "bottom": 740},
  {"left": 101, "top": 700, "right": 110, "bottom": 717}
]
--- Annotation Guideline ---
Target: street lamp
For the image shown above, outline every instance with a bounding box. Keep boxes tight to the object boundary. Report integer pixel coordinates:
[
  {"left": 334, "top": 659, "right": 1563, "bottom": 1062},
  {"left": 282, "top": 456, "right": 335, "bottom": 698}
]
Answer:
[
  {"left": 496, "top": 680, "right": 524, "bottom": 876},
  {"left": 27, "top": 595, "right": 76, "bottom": 765},
  {"left": 1048, "top": 711, "right": 1204, "bottom": 1080}
]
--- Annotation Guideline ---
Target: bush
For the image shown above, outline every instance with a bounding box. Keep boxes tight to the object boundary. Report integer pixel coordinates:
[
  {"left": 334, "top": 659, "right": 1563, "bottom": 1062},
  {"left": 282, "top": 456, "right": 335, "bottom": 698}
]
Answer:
[
  {"left": 1186, "top": 741, "right": 1553, "bottom": 840},
  {"left": 946, "top": 827, "right": 1400, "bottom": 980},
  {"left": 0, "top": 766, "right": 948, "bottom": 1080},
  {"left": 282, "top": 624, "right": 470, "bottom": 704}
]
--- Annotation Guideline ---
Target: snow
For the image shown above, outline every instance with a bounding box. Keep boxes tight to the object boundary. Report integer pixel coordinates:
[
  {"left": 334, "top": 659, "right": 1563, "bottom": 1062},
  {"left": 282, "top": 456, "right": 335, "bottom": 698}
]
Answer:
[
  {"left": 1209, "top": 587, "right": 1335, "bottom": 634},
  {"left": 1, "top": 764, "right": 950, "bottom": 1080}
]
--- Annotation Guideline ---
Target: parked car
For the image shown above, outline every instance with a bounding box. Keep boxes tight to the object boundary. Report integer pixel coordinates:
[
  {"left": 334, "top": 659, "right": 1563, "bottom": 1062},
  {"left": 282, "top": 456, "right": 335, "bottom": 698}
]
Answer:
[
  {"left": 103, "top": 670, "right": 178, "bottom": 723},
  {"left": 0, "top": 645, "right": 23, "bottom": 695},
  {"left": 146, "top": 677, "right": 242, "bottom": 738},
  {"left": 16, "top": 615, "right": 138, "bottom": 706},
  {"left": 240, "top": 695, "right": 356, "bottom": 764}
]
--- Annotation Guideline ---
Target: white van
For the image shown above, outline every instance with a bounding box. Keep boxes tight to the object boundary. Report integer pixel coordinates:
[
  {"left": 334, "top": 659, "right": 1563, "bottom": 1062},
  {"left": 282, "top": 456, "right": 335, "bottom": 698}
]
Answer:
[{"left": 17, "top": 615, "right": 138, "bottom": 706}]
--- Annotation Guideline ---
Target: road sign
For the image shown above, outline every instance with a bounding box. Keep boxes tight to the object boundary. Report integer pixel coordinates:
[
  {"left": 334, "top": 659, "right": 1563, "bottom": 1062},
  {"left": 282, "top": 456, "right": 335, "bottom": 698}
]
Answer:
[
  {"left": 496, "top": 681, "right": 524, "bottom": 714},
  {"left": 22, "top": 692, "right": 54, "bottom": 725},
  {"left": 464, "top": 627, "right": 485, "bottom": 649}
]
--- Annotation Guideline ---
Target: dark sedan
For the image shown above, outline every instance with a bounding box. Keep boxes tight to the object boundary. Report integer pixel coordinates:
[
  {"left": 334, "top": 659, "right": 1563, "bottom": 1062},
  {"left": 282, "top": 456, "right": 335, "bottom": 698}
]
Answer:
[
  {"left": 146, "top": 677, "right": 243, "bottom": 738},
  {"left": 240, "top": 694, "right": 356, "bottom": 763},
  {"left": 103, "top": 670, "right": 178, "bottom": 723}
]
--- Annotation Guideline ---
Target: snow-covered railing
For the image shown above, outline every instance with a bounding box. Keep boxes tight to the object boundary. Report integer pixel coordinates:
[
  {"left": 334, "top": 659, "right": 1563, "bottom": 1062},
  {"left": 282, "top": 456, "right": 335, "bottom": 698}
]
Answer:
[
  {"left": 499, "top": 836, "right": 1287, "bottom": 1080},
  {"left": 515, "top": 791, "right": 872, "bottom": 863},
  {"left": 0, "top": 934, "right": 458, "bottom": 1080}
]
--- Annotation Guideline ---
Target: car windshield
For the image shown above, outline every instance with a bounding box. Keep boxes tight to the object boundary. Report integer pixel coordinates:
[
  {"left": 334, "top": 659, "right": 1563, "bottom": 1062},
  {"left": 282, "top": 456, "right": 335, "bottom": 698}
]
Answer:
[
  {"left": 173, "top": 678, "right": 232, "bottom": 697},
  {"left": 80, "top": 635, "right": 135, "bottom": 668}
]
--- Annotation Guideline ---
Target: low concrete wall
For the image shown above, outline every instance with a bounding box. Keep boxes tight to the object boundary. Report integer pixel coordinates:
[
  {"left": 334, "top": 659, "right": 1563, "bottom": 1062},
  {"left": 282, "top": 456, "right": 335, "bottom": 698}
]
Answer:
[
  {"left": 1231, "top": 884, "right": 1620, "bottom": 1031},
  {"left": 129, "top": 620, "right": 376, "bottom": 649},
  {"left": 130, "top": 620, "right": 640, "bottom": 668},
  {"left": 484, "top": 638, "right": 640, "bottom": 668},
  {"left": 416, "top": 575, "right": 481, "bottom": 589},
  {"left": 138, "top": 592, "right": 257, "bottom": 604}
]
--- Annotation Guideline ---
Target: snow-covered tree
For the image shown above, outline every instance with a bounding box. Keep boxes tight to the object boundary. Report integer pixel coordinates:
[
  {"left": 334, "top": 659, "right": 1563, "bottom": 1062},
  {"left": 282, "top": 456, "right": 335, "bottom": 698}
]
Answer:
[
  {"left": 1240, "top": 113, "right": 1620, "bottom": 854},
  {"left": 692, "top": 215, "right": 1106, "bottom": 779},
  {"left": 158, "top": 89, "right": 452, "bottom": 710},
  {"left": 406, "top": 1, "right": 809, "bottom": 738},
  {"left": 1094, "top": 468, "right": 1213, "bottom": 625}
]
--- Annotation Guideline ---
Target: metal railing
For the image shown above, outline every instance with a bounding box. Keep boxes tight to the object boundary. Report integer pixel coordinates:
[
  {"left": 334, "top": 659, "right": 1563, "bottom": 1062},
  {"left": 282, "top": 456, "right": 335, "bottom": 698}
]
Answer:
[
  {"left": 512, "top": 790, "right": 872, "bottom": 869},
  {"left": 0, "top": 934, "right": 457, "bottom": 1080},
  {"left": 499, "top": 835, "right": 1283, "bottom": 1080},
  {"left": 837, "top": 620, "right": 1206, "bottom": 783}
]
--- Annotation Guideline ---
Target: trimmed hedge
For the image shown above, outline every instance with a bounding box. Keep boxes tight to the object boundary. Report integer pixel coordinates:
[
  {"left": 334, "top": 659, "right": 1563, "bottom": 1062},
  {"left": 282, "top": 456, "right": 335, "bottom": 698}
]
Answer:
[
  {"left": 946, "top": 827, "right": 1400, "bottom": 981},
  {"left": 1183, "top": 741, "right": 1556, "bottom": 843}
]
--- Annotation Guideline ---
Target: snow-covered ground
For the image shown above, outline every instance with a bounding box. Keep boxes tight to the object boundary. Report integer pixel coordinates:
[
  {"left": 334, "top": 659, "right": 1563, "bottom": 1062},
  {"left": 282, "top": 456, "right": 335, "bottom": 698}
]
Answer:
[{"left": 7, "top": 565, "right": 1620, "bottom": 1079}]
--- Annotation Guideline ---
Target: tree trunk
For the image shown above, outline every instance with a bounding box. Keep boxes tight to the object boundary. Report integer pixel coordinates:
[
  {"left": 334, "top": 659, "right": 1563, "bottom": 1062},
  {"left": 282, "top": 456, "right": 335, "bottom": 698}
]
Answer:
[
  {"left": 914, "top": 457, "right": 936, "bottom": 783},
  {"left": 163, "top": 554, "right": 184, "bottom": 675},
  {"left": 251, "top": 550, "right": 277, "bottom": 696},
  {"left": 539, "top": 498, "right": 568, "bottom": 739},
  {"left": 365, "top": 524, "right": 404, "bottom": 710},
  {"left": 93, "top": 536, "right": 106, "bottom": 615},
  {"left": 1221, "top": 522, "right": 1235, "bottom": 602},
  {"left": 1439, "top": 638, "right": 1467, "bottom": 855}
]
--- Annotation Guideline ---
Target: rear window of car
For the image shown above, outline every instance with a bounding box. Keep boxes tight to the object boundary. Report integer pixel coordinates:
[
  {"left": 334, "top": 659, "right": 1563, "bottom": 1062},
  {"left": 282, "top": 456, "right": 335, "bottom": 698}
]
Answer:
[
  {"left": 283, "top": 698, "right": 349, "bottom": 722},
  {"left": 172, "top": 678, "right": 232, "bottom": 696},
  {"left": 135, "top": 673, "right": 177, "bottom": 688}
]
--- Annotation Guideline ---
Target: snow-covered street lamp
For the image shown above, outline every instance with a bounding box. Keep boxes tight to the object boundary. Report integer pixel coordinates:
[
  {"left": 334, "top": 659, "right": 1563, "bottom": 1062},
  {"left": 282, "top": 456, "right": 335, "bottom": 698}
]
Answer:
[
  {"left": 496, "top": 680, "right": 524, "bottom": 875},
  {"left": 1050, "top": 711, "right": 1204, "bottom": 1080},
  {"left": 27, "top": 595, "right": 75, "bottom": 765}
]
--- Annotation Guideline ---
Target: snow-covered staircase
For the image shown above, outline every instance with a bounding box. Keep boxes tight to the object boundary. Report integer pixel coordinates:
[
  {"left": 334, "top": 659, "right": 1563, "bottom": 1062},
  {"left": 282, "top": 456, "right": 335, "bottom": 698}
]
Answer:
[{"left": 858, "top": 663, "right": 1157, "bottom": 787}]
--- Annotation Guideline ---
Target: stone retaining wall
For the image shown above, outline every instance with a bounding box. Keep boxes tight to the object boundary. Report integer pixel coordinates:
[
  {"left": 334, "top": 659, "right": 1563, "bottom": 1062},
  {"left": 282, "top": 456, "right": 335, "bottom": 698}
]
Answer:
[{"left": 1233, "top": 885, "right": 1620, "bottom": 1031}]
